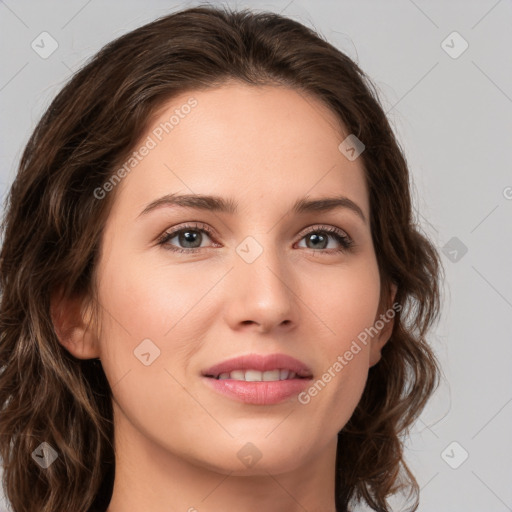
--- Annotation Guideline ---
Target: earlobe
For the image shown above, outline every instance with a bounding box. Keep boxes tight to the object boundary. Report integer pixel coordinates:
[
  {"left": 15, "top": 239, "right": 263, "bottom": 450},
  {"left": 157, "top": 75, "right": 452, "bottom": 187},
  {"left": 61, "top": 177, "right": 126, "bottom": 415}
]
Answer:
[
  {"left": 369, "top": 322, "right": 393, "bottom": 367},
  {"left": 369, "top": 283, "right": 398, "bottom": 368},
  {"left": 50, "top": 287, "right": 100, "bottom": 360}
]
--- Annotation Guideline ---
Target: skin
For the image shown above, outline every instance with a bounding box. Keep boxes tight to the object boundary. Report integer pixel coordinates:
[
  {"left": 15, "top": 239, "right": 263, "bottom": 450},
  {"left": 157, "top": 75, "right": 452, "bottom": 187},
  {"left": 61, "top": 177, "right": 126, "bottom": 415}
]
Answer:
[{"left": 53, "top": 82, "right": 395, "bottom": 512}]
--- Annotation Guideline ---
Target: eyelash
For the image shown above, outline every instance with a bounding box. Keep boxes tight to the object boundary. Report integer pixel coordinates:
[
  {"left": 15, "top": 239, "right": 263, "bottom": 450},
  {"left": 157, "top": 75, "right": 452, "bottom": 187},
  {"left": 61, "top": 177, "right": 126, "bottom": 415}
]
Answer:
[{"left": 157, "top": 222, "right": 354, "bottom": 255}]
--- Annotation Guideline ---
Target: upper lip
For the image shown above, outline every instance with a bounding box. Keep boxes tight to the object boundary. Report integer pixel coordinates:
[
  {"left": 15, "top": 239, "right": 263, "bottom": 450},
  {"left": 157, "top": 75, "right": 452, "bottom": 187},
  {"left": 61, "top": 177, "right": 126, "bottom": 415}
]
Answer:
[{"left": 202, "top": 353, "right": 313, "bottom": 378}]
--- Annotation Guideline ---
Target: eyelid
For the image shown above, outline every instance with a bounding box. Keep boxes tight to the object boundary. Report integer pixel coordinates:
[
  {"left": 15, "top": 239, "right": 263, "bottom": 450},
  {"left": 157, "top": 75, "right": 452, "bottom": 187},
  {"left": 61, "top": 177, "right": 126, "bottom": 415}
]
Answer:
[
  {"left": 156, "top": 222, "right": 217, "bottom": 249},
  {"left": 295, "top": 224, "right": 354, "bottom": 252},
  {"left": 157, "top": 222, "right": 354, "bottom": 253},
  {"left": 295, "top": 223, "right": 350, "bottom": 240}
]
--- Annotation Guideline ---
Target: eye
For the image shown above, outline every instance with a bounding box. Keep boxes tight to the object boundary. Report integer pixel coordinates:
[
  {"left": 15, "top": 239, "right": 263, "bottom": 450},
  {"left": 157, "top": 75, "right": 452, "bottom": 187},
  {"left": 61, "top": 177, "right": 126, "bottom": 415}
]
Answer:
[
  {"left": 157, "top": 222, "right": 217, "bottom": 254},
  {"left": 296, "top": 225, "right": 354, "bottom": 254},
  {"left": 157, "top": 223, "right": 354, "bottom": 254}
]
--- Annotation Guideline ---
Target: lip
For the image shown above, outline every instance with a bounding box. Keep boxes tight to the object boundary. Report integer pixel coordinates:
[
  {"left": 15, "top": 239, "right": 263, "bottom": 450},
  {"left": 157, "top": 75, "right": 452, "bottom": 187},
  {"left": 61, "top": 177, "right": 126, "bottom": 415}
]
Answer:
[
  {"left": 201, "top": 353, "right": 313, "bottom": 405},
  {"left": 202, "top": 353, "right": 313, "bottom": 379}
]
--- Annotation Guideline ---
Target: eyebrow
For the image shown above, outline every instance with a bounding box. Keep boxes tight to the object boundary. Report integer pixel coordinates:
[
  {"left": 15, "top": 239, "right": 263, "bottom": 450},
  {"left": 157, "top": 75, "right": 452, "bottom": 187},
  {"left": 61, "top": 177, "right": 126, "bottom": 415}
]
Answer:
[{"left": 138, "top": 193, "right": 366, "bottom": 223}]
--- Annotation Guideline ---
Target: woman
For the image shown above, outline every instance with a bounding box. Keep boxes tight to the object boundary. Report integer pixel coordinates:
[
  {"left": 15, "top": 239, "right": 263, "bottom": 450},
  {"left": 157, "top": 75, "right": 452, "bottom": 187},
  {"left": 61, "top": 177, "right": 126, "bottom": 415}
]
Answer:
[{"left": 0, "top": 5, "right": 442, "bottom": 512}]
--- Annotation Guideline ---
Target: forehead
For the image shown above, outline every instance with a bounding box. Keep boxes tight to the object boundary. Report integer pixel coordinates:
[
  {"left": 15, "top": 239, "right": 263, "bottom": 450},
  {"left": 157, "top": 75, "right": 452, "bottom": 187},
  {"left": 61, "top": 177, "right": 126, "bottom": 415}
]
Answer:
[{"left": 109, "top": 82, "right": 369, "bottom": 220}]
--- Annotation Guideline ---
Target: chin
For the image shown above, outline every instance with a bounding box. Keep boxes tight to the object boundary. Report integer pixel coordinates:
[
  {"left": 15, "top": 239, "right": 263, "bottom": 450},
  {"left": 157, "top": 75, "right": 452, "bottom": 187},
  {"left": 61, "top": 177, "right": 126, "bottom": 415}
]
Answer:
[{"left": 192, "top": 435, "right": 315, "bottom": 476}]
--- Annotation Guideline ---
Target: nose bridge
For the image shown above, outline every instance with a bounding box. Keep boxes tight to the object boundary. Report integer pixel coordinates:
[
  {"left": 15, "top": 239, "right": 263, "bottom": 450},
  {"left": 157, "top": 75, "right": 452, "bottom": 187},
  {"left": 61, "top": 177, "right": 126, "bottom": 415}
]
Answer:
[{"left": 227, "top": 232, "right": 298, "bottom": 330}]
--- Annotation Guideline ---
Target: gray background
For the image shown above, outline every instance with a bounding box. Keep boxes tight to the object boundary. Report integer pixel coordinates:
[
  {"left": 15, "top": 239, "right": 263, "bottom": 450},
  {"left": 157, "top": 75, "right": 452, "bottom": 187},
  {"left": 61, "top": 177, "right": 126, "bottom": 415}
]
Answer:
[{"left": 1, "top": 0, "right": 511, "bottom": 511}]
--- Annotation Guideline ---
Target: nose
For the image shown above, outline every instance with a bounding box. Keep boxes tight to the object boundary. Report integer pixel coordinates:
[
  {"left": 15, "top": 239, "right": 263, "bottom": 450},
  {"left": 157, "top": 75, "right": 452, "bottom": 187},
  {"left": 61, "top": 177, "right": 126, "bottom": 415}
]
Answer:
[{"left": 223, "top": 238, "right": 299, "bottom": 334}]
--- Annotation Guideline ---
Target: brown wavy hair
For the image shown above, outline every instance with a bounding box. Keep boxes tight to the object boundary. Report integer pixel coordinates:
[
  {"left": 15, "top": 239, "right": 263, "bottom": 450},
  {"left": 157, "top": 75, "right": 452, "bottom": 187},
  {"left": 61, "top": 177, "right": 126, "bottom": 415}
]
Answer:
[{"left": 0, "top": 4, "right": 442, "bottom": 512}]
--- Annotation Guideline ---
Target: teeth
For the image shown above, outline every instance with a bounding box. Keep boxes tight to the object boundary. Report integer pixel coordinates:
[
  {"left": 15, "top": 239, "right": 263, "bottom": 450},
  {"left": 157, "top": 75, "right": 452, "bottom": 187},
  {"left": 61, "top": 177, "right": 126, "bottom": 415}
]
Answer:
[
  {"left": 263, "top": 369, "right": 280, "bottom": 381},
  {"left": 245, "top": 370, "right": 262, "bottom": 382},
  {"left": 216, "top": 369, "right": 299, "bottom": 381}
]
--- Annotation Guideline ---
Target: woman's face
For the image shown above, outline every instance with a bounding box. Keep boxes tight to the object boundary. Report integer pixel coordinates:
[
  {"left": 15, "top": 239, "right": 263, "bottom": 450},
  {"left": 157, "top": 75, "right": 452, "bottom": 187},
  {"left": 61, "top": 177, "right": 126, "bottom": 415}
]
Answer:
[{"left": 92, "top": 82, "right": 390, "bottom": 474}]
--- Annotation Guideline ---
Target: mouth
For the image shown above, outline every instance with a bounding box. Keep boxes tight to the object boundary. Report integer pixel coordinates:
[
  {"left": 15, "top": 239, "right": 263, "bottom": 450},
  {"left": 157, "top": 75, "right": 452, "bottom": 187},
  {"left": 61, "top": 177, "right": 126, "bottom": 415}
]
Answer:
[
  {"left": 205, "top": 369, "right": 311, "bottom": 381},
  {"left": 201, "top": 353, "right": 313, "bottom": 381},
  {"left": 201, "top": 353, "right": 313, "bottom": 405}
]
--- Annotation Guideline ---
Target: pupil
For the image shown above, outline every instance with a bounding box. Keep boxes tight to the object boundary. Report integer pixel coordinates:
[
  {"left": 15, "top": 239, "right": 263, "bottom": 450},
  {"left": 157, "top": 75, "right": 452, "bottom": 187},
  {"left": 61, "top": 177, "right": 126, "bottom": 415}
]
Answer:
[
  {"left": 308, "top": 233, "right": 326, "bottom": 249},
  {"left": 180, "top": 230, "right": 201, "bottom": 248}
]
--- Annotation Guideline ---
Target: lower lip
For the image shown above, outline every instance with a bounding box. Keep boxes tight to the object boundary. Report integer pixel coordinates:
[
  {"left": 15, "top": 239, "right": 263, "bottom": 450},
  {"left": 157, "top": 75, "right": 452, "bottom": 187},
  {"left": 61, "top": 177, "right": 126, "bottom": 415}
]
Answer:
[{"left": 203, "top": 376, "right": 312, "bottom": 405}]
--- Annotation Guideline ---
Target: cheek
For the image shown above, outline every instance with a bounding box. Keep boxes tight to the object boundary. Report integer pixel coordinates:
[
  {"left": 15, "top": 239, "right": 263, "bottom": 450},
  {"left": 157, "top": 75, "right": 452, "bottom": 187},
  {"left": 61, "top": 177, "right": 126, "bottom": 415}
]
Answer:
[
  {"left": 93, "top": 251, "right": 218, "bottom": 399},
  {"left": 94, "top": 263, "right": 200, "bottom": 442},
  {"left": 97, "top": 248, "right": 218, "bottom": 341},
  {"left": 299, "top": 256, "right": 380, "bottom": 425},
  {"left": 312, "top": 254, "right": 381, "bottom": 350}
]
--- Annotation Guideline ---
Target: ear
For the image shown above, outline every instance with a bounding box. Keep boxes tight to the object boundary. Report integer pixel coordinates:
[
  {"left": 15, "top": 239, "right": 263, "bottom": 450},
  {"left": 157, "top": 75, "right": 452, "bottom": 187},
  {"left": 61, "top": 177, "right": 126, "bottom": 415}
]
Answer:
[
  {"left": 369, "top": 283, "right": 398, "bottom": 368},
  {"left": 50, "top": 286, "right": 100, "bottom": 360}
]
